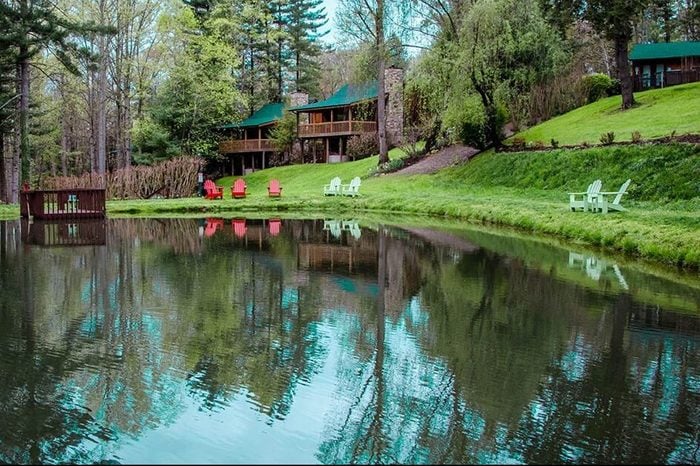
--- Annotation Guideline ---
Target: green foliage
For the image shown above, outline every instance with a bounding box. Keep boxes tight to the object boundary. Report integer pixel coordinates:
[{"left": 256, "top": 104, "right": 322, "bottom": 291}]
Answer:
[
  {"left": 631, "top": 131, "right": 642, "bottom": 143},
  {"left": 152, "top": 6, "right": 244, "bottom": 160},
  {"left": 131, "top": 117, "right": 180, "bottom": 165},
  {"left": 447, "top": 95, "right": 507, "bottom": 150},
  {"left": 284, "top": 0, "right": 329, "bottom": 96},
  {"left": 269, "top": 110, "right": 297, "bottom": 154},
  {"left": 582, "top": 73, "right": 616, "bottom": 103},
  {"left": 347, "top": 133, "right": 379, "bottom": 160},
  {"left": 456, "top": 0, "right": 566, "bottom": 146},
  {"left": 599, "top": 131, "right": 615, "bottom": 145}
]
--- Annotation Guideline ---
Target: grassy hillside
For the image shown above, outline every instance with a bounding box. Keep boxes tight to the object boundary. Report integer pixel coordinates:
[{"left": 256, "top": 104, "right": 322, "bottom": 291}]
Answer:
[
  {"left": 516, "top": 82, "right": 700, "bottom": 145},
  {"left": 443, "top": 143, "right": 700, "bottom": 201}
]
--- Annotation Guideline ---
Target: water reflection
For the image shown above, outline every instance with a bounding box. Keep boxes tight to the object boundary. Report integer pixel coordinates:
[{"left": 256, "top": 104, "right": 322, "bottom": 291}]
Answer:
[
  {"left": 21, "top": 218, "right": 106, "bottom": 246},
  {"left": 0, "top": 218, "right": 698, "bottom": 464},
  {"left": 568, "top": 251, "right": 629, "bottom": 290}
]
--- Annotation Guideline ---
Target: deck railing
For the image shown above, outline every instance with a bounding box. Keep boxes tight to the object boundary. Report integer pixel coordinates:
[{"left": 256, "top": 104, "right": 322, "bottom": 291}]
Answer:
[
  {"left": 298, "top": 120, "right": 377, "bottom": 137},
  {"left": 20, "top": 188, "right": 106, "bottom": 219},
  {"left": 219, "top": 139, "right": 276, "bottom": 153},
  {"left": 633, "top": 70, "right": 700, "bottom": 91}
]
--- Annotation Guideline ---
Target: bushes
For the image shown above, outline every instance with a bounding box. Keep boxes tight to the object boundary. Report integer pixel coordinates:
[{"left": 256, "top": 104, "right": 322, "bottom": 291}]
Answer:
[
  {"left": 448, "top": 95, "right": 508, "bottom": 150},
  {"left": 347, "top": 133, "right": 379, "bottom": 160},
  {"left": 581, "top": 73, "right": 618, "bottom": 103},
  {"left": 41, "top": 156, "right": 203, "bottom": 199}
]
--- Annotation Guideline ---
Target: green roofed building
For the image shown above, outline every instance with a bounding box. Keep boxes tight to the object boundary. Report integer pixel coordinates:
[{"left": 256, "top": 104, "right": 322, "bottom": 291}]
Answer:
[
  {"left": 218, "top": 68, "right": 404, "bottom": 173},
  {"left": 219, "top": 102, "right": 284, "bottom": 176},
  {"left": 289, "top": 67, "right": 404, "bottom": 164},
  {"left": 629, "top": 41, "right": 700, "bottom": 91}
]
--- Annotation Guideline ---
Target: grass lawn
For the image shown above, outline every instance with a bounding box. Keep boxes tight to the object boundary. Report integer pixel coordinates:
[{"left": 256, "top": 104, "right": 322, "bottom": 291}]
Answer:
[
  {"left": 515, "top": 82, "right": 700, "bottom": 145},
  {"left": 3, "top": 158, "right": 698, "bottom": 269},
  {"left": 100, "top": 144, "right": 700, "bottom": 269}
]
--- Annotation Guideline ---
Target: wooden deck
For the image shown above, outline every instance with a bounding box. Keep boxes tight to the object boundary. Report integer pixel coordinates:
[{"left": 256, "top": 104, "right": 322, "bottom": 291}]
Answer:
[
  {"left": 298, "top": 120, "right": 377, "bottom": 138},
  {"left": 20, "top": 188, "right": 106, "bottom": 220},
  {"left": 219, "top": 138, "right": 276, "bottom": 153}
]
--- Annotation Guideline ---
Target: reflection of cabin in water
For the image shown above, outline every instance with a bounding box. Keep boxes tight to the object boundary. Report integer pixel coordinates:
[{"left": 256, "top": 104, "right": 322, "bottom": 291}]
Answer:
[
  {"left": 21, "top": 219, "right": 106, "bottom": 246},
  {"left": 297, "top": 220, "right": 376, "bottom": 277},
  {"left": 219, "top": 103, "right": 284, "bottom": 176}
]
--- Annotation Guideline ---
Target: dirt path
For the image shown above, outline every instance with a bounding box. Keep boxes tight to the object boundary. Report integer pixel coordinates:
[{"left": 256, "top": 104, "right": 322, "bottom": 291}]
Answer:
[{"left": 392, "top": 144, "right": 479, "bottom": 175}]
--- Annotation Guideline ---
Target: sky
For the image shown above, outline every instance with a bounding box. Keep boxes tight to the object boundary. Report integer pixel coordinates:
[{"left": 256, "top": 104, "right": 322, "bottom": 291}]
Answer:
[{"left": 321, "top": 0, "right": 340, "bottom": 43}]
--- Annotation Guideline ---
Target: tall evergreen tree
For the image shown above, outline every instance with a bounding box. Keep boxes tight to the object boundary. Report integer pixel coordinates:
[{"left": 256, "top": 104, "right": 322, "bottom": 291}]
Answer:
[
  {"left": 285, "top": 0, "right": 328, "bottom": 97},
  {"left": 0, "top": 0, "right": 105, "bottom": 201}
]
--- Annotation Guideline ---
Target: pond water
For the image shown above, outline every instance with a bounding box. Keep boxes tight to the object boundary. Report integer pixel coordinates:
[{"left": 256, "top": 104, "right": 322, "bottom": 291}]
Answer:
[{"left": 0, "top": 217, "right": 698, "bottom": 464}]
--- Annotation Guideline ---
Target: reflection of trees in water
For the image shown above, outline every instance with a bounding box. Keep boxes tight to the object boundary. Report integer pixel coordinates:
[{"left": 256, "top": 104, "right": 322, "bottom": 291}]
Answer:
[
  {"left": 108, "top": 218, "right": 202, "bottom": 255},
  {"left": 317, "top": 225, "right": 700, "bottom": 464},
  {"left": 0, "top": 226, "right": 116, "bottom": 463},
  {"left": 0, "top": 219, "right": 698, "bottom": 464}
]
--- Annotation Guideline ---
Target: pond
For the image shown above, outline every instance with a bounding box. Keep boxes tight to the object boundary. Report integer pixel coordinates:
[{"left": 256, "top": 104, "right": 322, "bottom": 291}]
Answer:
[{"left": 0, "top": 217, "right": 698, "bottom": 464}]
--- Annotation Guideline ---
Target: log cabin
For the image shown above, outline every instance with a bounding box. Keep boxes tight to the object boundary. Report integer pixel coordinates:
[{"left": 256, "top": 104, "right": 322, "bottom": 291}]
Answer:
[
  {"left": 219, "top": 102, "right": 284, "bottom": 176},
  {"left": 289, "top": 67, "right": 404, "bottom": 164},
  {"left": 630, "top": 41, "right": 700, "bottom": 91}
]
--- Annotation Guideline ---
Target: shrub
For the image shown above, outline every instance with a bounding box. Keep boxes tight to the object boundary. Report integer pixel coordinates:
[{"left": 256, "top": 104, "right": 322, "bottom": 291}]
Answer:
[
  {"left": 550, "top": 138, "right": 559, "bottom": 148},
  {"left": 600, "top": 131, "right": 615, "bottom": 145},
  {"left": 455, "top": 96, "right": 507, "bottom": 150},
  {"left": 581, "top": 73, "right": 615, "bottom": 103},
  {"left": 347, "top": 133, "right": 379, "bottom": 160},
  {"left": 510, "top": 137, "right": 527, "bottom": 150},
  {"left": 631, "top": 131, "right": 642, "bottom": 143},
  {"left": 42, "top": 156, "right": 203, "bottom": 199}
]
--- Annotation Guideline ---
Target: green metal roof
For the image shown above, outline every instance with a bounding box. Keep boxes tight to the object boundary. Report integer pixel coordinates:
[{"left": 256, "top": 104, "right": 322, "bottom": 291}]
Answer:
[
  {"left": 221, "top": 102, "right": 284, "bottom": 129},
  {"left": 629, "top": 41, "right": 700, "bottom": 61},
  {"left": 289, "top": 81, "right": 379, "bottom": 112}
]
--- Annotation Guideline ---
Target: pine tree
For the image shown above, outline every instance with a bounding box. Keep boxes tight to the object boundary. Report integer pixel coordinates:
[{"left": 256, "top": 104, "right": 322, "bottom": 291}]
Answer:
[
  {"left": 285, "top": 0, "right": 328, "bottom": 97},
  {"left": 0, "top": 0, "right": 106, "bottom": 201}
]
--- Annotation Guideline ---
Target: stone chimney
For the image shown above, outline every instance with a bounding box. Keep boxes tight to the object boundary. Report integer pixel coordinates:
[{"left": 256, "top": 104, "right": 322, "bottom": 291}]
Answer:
[
  {"left": 289, "top": 91, "right": 309, "bottom": 124},
  {"left": 384, "top": 67, "right": 404, "bottom": 147}
]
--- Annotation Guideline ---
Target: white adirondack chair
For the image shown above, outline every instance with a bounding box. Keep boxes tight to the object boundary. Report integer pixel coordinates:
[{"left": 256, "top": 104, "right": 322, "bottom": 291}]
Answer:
[
  {"left": 592, "top": 179, "right": 631, "bottom": 213},
  {"left": 341, "top": 176, "right": 362, "bottom": 197},
  {"left": 342, "top": 220, "right": 361, "bottom": 239},
  {"left": 323, "top": 219, "right": 342, "bottom": 238},
  {"left": 323, "top": 176, "right": 342, "bottom": 196},
  {"left": 569, "top": 179, "right": 602, "bottom": 212}
]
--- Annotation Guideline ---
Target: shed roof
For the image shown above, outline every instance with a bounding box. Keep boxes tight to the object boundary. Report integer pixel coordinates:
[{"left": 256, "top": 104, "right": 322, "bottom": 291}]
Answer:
[
  {"left": 221, "top": 102, "right": 284, "bottom": 129},
  {"left": 629, "top": 41, "right": 700, "bottom": 61},
  {"left": 289, "top": 81, "right": 379, "bottom": 112}
]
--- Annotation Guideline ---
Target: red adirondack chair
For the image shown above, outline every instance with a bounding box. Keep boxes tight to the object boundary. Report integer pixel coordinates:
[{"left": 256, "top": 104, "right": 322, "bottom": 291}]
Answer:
[
  {"left": 268, "top": 218, "right": 281, "bottom": 236},
  {"left": 204, "top": 218, "right": 224, "bottom": 237},
  {"left": 231, "top": 178, "right": 247, "bottom": 199},
  {"left": 232, "top": 218, "right": 246, "bottom": 238},
  {"left": 267, "top": 179, "right": 282, "bottom": 197},
  {"left": 204, "top": 179, "right": 223, "bottom": 200}
]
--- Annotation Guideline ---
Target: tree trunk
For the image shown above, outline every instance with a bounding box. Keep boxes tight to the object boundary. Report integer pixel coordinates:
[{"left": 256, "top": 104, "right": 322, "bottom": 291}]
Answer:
[
  {"left": 615, "top": 35, "right": 635, "bottom": 110},
  {"left": 95, "top": 0, "right": 107, "bottom": 174},
  {"left": 0, "top": 132, "right": 5, "bottom": 203},
  {"left": 18, "top": 52, "right": 30, "bottom": 186},
  {"left": 376, "top": 0, "right": 388, "bottom": 165}
]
